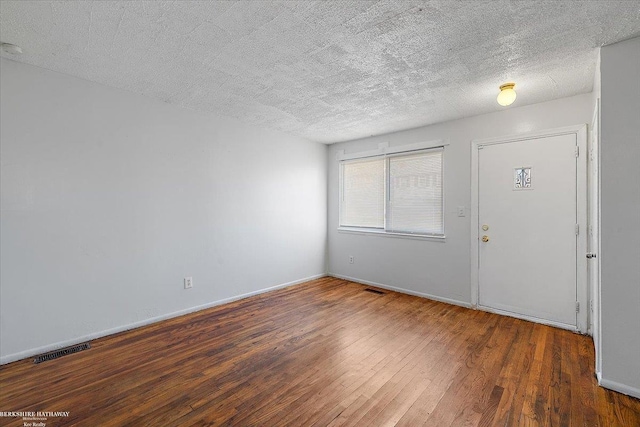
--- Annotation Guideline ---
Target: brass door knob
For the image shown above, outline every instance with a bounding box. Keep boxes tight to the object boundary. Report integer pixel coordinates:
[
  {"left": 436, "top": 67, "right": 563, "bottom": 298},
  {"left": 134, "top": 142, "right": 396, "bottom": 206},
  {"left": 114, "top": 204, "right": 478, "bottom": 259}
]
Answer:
[{"left": 482, "top": 235, "right": 489, "bottom": 242}]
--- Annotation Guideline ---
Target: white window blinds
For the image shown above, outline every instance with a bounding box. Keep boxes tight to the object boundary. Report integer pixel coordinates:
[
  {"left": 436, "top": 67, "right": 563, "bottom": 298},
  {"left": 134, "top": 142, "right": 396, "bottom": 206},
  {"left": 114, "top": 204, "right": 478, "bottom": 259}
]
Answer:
[
  {"left": 340, "top": 157, "right": 385, "bottom": 228},
  {"left": 387, "top": 149, "right": 443, "bottom": 235},
  {"left": 338, "top": 147, "right": 444, "bottom": 237}
]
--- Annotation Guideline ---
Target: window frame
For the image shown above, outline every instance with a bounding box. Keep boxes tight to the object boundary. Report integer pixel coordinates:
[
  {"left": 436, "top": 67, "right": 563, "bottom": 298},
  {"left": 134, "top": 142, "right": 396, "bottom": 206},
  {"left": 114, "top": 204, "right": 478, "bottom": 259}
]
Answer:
[{"left": 338, "top": 142, "right": 446, "bottom": 241}]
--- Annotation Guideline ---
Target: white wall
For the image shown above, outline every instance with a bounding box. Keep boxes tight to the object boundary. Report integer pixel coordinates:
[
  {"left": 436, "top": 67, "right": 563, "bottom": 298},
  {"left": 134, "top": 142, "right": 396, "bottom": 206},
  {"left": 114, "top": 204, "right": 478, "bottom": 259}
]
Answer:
[
  {"left": 599, "top": 36, "right": 640, "bottom": 398},
  {"left": 328, "top": 93, "right": 594, "bottom": 305},
  {"left": 0, "top": 58, "right": 328, "bottom": 363}
]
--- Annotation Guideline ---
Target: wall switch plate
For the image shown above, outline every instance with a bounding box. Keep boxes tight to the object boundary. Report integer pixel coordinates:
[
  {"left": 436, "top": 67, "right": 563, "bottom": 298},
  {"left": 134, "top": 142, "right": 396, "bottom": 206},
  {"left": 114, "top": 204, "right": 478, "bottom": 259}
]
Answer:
[
  {"left": 457, "top": 206, "right": 465, "bottom": 217},
  {"left": 184, "top": 277, "right": 193, "bottom": 289},
  {"left": 349, "top": 256, "right": 354, "bottom": 264}
]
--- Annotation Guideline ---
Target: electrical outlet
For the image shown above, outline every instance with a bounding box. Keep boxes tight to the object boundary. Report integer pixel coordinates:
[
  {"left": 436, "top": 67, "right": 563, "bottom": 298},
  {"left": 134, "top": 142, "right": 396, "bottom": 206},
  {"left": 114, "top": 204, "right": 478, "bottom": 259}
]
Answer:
[
  {"left": 184, "top": 277, "right": 193, "bottom": 289},
  {"left": 349, "top": 256, "right": 354, "bottom": 264},
  {"left": 457, "top": 206, "right": 465, "bottom": 217}
]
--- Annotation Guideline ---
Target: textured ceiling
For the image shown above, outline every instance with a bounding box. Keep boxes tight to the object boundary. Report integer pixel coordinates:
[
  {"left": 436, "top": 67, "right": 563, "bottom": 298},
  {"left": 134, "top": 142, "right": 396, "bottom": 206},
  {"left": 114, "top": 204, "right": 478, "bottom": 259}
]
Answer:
[{"left": 1, "top": 1, "right": 639, "bottom": 143}]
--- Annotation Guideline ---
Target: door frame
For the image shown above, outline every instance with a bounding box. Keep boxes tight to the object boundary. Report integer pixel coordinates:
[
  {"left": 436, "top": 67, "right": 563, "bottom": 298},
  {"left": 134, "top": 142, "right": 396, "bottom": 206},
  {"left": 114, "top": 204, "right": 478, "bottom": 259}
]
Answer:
[
  {"left": 470, "top": 124, "right": 588, "bottom": 333},
  {"left": 589, "top": 100, "right": 602, "bottom": 376}
]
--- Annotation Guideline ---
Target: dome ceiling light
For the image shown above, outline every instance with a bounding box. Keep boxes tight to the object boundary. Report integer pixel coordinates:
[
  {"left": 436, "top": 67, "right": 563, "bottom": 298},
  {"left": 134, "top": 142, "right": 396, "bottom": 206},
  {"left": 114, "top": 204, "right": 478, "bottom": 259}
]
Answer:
[{"left": 497, "top": 83, "right": 517, "bottom": 106}]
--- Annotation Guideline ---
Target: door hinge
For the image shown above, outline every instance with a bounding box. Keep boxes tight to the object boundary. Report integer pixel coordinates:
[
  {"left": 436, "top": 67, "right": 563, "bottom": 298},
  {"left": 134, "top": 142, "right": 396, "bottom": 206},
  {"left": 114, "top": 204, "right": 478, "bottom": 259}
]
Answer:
[
  {"left": 575, "top": 146, "right": 579, "bottom": 157},
  {"left": 576, "top": 302, "right": 580, "bottom": 313},
  {"left": 575, "top": 224, "right": 579, "bottom": 235}
]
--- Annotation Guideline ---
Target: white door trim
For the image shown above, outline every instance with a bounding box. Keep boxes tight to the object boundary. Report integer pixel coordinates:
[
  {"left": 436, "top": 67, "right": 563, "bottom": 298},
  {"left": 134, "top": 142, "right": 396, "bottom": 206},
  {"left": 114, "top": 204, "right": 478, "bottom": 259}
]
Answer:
[
  {"left": 470, "top": 124, "right": 589, "bottom": 333},
  {"left": 590, "top": 100, "right": 602, "bottom": 376}
]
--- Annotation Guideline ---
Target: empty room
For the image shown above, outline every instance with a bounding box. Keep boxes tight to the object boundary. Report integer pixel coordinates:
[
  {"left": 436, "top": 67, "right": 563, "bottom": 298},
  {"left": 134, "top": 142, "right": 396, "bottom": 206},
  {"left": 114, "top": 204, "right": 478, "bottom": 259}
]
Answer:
[{"left": 1, "top": 1, "right": 639, "bottom": 426}]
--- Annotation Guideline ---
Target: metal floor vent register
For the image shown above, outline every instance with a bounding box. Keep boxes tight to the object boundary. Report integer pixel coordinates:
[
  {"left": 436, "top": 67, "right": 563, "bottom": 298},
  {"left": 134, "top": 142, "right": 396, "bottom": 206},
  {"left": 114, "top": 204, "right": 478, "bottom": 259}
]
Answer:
[
  {"left": 364, "top": 288, "right": 385, "bottom": 295},
  {"left": 33, "top": 342, "right": 91, "bottom": 364}
]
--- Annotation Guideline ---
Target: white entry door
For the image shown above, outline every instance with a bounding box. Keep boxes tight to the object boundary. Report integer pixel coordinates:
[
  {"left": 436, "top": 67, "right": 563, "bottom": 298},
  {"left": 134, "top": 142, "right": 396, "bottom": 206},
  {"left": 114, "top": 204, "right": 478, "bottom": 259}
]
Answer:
[{"left": 477, "top": 132, "right": 581, "bottom": 329}]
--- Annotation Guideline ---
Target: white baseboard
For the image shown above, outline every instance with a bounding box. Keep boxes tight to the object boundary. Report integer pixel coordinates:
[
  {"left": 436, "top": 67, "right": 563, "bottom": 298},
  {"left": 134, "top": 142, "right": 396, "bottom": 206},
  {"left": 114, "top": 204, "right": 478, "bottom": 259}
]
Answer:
[
  {"left": 476, "top": 304, "right": 578, "bottom": 333},
  {"left": 328, "top": 273, "right": 472, "bottom": 309},
  {"left": 0, "top": 273, "right": 325, "bottom": 365},
  {"left": 599, "top": 377, "right": 640, "bottom": 399}
]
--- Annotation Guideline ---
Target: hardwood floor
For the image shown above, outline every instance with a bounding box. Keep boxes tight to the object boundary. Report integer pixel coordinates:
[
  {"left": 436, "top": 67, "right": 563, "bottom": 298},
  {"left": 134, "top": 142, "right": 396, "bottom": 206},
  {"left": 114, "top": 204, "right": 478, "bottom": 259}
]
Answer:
[{"left": 1, "top": 277, "right": 638, "bottom": 426}]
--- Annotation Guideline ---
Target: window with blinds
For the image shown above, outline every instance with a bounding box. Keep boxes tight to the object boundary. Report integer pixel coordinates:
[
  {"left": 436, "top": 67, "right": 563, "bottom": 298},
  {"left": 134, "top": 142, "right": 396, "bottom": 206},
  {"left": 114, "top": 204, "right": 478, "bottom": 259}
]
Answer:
[
  {"left": 340, "top": 157, "right": 385, "bottom": 228},
  {"left": 339, "top": 148, "right": 444, "bottom": 237}
]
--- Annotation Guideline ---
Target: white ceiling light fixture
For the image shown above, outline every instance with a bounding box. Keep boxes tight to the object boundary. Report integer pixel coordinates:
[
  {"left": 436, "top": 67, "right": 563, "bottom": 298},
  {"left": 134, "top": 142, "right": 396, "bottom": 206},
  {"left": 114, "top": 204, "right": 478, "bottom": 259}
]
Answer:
[
  {"left": 1, "top": 42, "right": 23, "bottom": 55},
  {"left": 497, "top": 83, "right": 517, "bottom": 106}
]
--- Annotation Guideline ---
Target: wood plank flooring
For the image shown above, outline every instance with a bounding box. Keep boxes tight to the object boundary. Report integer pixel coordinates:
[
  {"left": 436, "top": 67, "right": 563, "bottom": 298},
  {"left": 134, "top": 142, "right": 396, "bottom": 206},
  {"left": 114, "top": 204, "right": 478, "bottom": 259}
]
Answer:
[{"left": 1, "top": 277, "right": 639, "bottom": 426}]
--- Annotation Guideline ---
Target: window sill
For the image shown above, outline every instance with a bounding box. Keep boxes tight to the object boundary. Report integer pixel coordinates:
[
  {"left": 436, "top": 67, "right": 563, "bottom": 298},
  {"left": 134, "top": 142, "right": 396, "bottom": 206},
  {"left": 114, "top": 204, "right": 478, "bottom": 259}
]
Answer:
[{"left": 337, "top": 227, "right": 446, "bottom": 242}]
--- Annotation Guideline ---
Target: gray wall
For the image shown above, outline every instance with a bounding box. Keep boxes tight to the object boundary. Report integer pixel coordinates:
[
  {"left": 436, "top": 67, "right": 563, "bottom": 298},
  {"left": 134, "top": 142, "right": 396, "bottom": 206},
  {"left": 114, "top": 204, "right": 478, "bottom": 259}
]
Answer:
[
  {"left": 0, "top": 58, "right": 328, "bottom": 363},
  {"left": 328, "top": 93, "right": 594, "bottom": 305},
  {"left": 600, "top": 36, "right": 640, "bottom": 397}
]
